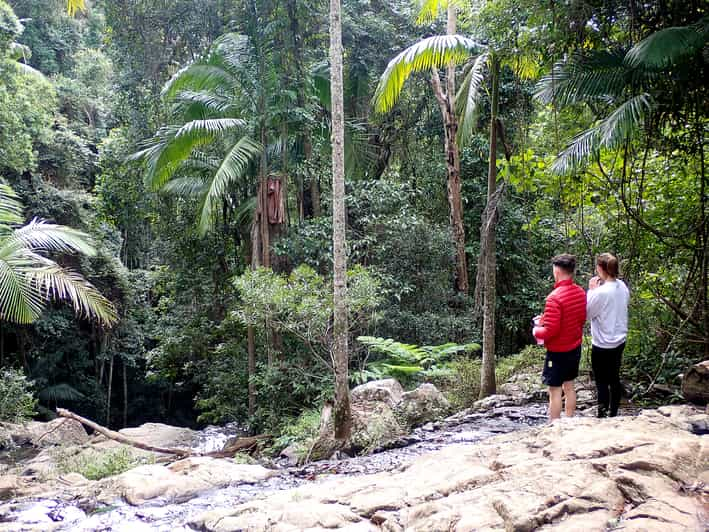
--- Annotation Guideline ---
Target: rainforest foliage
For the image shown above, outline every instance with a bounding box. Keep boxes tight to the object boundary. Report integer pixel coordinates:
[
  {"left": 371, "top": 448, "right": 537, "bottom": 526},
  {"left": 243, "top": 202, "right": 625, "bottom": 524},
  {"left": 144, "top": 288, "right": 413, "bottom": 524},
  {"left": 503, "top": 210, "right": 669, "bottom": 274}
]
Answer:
[{"left": 0, "top": 0, "right": 706, "bottom": 432}]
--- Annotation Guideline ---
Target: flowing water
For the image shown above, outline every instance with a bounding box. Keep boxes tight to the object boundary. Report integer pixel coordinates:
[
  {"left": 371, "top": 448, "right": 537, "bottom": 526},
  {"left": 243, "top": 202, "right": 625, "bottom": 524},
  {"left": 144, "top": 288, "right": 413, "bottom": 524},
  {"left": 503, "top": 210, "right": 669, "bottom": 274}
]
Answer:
[{"left": 0, "top": 402, "right": 549, "bottom": 531}]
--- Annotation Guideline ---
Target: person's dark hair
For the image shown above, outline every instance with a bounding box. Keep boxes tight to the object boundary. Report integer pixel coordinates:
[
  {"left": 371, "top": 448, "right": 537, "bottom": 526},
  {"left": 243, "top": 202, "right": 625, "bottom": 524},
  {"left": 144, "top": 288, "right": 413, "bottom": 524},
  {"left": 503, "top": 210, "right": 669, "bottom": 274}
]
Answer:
[
  {"left": 597, "top": 253, "right": 619, "bottom": 278},
  {"left": 551, "top": 253, "right": 576, "bottom": 274}
]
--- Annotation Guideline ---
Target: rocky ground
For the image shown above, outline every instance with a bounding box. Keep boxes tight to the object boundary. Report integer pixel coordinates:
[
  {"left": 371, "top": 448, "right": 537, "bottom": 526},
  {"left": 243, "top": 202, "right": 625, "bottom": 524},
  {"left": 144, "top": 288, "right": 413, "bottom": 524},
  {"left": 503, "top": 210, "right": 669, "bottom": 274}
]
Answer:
[
  {"left": 191, "top": 405, "right": 708, "bottom": 531},
  {"left": 0, "top": 375, "right": 707, "bottom": 531}
]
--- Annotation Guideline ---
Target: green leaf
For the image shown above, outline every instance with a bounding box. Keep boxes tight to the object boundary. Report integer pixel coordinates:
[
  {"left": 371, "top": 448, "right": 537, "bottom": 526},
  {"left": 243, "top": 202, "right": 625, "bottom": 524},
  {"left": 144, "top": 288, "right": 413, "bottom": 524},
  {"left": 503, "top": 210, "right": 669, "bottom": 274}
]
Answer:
[
  {"left": 625, "top": 22, "right": 708, "bottom": 70},
  {"left": 373, "top": 35, "right": 479, "bottom": 113}
]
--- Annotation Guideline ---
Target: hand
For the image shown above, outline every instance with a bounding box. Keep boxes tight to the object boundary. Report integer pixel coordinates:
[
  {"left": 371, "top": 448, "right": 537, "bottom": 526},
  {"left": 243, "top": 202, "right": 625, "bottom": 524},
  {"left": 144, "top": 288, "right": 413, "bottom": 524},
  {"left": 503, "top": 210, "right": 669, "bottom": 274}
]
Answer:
[
  {"left": 589, "top": 276, "right": 602, "bottom": 290},
  {"left": 532, "top": 326, "right": 542, "bottom": 338}
]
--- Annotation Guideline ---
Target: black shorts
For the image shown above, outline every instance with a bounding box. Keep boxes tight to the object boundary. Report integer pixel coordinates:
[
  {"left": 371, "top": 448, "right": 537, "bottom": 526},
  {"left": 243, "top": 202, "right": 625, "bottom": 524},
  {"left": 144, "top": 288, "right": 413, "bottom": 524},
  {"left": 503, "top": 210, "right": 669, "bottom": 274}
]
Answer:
[{"left": 542, "top": 345, "right": 582, "bottom": 387}]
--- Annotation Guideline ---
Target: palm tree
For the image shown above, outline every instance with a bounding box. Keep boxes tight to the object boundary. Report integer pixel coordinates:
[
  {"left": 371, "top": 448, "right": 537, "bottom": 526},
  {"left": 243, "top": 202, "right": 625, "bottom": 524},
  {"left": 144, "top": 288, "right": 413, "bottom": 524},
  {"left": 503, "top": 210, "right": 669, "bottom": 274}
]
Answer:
[
  {"left": 535, "top": 20, "right": 708, "bottom": 174},
  {"left": 131, "top": 33, "right": 262, "bottom": 236},
  {"left": 0, "top": 183, "right": 117, "bottom": 326},
  {"left": 374, "top": 29, "right": 502, "bottom": 392},
  {"left": 373, "top": 0, "right": 471, "bottom": 295}
]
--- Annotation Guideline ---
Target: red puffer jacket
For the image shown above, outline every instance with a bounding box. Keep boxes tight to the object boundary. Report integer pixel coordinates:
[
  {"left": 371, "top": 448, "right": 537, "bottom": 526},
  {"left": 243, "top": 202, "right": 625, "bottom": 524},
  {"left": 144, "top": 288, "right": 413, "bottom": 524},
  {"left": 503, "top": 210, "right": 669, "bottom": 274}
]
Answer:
[{"left": 533, "top": 279, "right": 587, "bottom": 352}]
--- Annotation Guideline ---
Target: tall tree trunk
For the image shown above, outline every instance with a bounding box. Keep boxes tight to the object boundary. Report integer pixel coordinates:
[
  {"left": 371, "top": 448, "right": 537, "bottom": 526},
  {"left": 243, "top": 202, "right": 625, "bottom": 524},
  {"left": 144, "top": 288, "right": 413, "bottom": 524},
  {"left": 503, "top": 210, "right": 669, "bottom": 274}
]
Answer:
[
  {"left": 106, "top": 353, "right": 114, "bottom": 427},
  {"left": 259, "top": 124, "right": 270, "bottom": 269},
  {"left": 431, "top": 3, "right": 468, "bottom": 295},
  {"left": 479, "top": 56, "right": 500, "bottom": 398},
  {"left": 330, "top": 0, "right": 351, "bottom": 441},
  {"left": 122, "top": 358, "right": 128, "bottom": 428},
  {"left": 247, "top": 214, "right": 261, "bottom": 419}
]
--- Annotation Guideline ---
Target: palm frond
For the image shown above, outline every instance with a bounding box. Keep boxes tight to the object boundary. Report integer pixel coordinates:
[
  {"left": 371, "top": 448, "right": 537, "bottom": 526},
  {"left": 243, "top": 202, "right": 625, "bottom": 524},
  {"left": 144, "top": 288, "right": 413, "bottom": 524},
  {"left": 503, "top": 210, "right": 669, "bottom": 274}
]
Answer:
[
  {"left": 0, "top": 184, "right": 24, "bottom": 227},
  {"left": 535, "top": 51, "right": 627, "bottom": 106},
  {"left": 161, "top": 34, "right": 252, "bottom": 102},
  {"left": 28, "top": 265, "right": 118, "bottom": 326},
  {"left": 456, "top": 53, "right": 488, "bottom": 145},
  {"left": 197, "top": 136, "right": 261, "bottom": 235},
  {"left": 0, "top": 244, "right": 44, "bottom": 324},
  {"left": 372, "top": 35, "right": 479, "bottom": 113},
  {"left": 415, "top": 0, "right": 468, "bottom": 25},
  {"left": 163, "top": 64, "right": 237, "bottom": 100},
  {"left": 38, "top": 383, "right": 85, "bottom": 402},
  {"left": 182, "top": 151, "right": 221, "bottom": 172},
  {"left": 175, "top": 118, "right": 247, "bottom": 138},
  {"left": 160, "top": 176, "right": 208, "bottom": 197},
  {"left": 212, "top": 33, "right": 254, "bottom": 73},
  {"left": 133, "top": 119, "right": 246, "bottom": 190},
  {"left": 625, "top": 22, "right": 708, "bottom": 70},
  {"left": 233, "top": 196, "right": 256, "bottom": 229},
  {"left": 8, "top": 219, "right": 96, "bottom": 256},
  {"left": 66, "top": 0, "right": 85, "bottom": 16},
  {"left": 552, "top": 93, "right": 653, "bottom": 174},
  {"left": 172, "top": 90, "right": 238, "bottom": 119}
]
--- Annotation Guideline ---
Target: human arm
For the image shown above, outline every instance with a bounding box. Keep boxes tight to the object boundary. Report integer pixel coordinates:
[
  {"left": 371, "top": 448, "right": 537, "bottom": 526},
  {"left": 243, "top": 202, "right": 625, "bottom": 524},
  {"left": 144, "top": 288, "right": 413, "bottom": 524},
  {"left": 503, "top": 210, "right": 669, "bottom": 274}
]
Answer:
[
  {"left": 586, "top": 288, "right": 603, "bottom": 321},
  {"left": 533, "top": 297, "right": 561, "bottom": 342}
]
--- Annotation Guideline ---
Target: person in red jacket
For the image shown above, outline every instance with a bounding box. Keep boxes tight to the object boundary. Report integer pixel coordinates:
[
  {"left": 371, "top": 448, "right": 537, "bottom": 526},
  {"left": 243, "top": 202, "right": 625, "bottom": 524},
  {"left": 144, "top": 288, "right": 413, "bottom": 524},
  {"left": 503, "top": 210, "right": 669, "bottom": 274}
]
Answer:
[{"left": 533, "top": 254, "right": 587, "bottom": 421}]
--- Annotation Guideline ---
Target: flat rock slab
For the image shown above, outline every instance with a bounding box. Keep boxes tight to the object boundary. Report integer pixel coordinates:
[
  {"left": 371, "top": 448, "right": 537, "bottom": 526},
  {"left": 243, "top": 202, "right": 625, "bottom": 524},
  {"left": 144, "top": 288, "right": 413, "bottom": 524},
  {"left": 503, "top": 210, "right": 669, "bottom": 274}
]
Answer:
[
  {"left": 97, "top": 456, "right": 278, "bottom": 505},
  {"left": 191, "top": 406, "right": 709, "bottom": 531}
]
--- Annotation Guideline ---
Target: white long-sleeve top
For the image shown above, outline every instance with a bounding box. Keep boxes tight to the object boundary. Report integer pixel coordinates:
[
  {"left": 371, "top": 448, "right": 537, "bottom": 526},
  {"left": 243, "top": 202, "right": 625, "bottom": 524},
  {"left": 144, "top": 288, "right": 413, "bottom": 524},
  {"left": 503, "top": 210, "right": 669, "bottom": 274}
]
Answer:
[{"left": 586, "top": 279, "right": 629, "bottom": 348}]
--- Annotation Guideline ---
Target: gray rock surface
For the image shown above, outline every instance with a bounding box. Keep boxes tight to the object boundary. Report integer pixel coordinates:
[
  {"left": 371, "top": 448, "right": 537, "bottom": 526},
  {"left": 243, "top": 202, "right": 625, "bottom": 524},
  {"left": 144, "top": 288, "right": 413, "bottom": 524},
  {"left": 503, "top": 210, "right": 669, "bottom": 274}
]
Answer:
[
  {"left": 1, "top": 418, "right": 88, "bottom": 448},
  {"left": 95, "top": 456, "right": 277, "bottom": 505},
  {"left": 396, "top": 383, "right": 450, "bottom": 427},
  {"left": 190, "top": 405, "right": 709, "bottom": 531},
  {"left": 350, "top": 379, "right": 404, "bottom": 408},
  {"left": 311, "top": 380, "right": 451, "bottom": 460},
  {"left": 682, "top": 359, "right": 709, "bottom": 404}
]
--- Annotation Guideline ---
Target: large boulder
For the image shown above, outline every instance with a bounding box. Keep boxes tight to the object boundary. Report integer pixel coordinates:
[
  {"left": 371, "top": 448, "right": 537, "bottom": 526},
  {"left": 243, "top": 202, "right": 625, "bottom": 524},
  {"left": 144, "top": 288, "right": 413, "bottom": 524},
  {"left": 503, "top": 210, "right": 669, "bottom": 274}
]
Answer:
[
  {"left": 309, "top": 380, "right": 449, "bottom": 460},
  {"left": 682, "top": 360, "right": 709, "bottom": 404},
  {"left": 191, "top": 406, "right": 709, "bottom": 531},
  {"left": 395, "top": 383, "right": 450, "bottom": 427},
  {"left": 350, "top": 379, "right": 404, "bottom": 408},
  {"left": 1, "top": 419, "right": 88, "bottom": 449},
  {"left": 92, "top": 422, "right": 198, "bottom": 451}
]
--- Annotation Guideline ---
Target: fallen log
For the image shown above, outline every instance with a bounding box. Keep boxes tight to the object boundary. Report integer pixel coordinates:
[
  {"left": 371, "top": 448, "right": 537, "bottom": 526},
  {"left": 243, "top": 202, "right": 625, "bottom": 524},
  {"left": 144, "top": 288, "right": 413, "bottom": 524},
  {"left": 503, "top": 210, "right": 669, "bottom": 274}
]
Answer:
[{"left": 56, "top": 408, "right": 193, "bottom": 457}]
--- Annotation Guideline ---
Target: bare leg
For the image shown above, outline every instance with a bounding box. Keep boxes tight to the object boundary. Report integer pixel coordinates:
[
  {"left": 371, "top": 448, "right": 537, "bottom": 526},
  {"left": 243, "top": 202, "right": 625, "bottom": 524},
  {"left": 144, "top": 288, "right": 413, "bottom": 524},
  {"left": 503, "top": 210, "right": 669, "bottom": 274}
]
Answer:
[
  {"left": 562, "top": 380, "right": 576, "bottom": 417},
  {"left": 548, "top": 386, "right": 562, "bottom": 420}
]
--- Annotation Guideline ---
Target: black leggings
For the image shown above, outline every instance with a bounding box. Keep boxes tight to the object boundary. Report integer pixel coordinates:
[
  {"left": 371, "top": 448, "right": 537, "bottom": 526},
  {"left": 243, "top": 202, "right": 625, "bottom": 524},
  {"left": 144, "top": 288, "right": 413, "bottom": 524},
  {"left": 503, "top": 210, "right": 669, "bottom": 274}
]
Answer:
[{"left": 591, "top": 342, "right": 625, "bottom": 417}]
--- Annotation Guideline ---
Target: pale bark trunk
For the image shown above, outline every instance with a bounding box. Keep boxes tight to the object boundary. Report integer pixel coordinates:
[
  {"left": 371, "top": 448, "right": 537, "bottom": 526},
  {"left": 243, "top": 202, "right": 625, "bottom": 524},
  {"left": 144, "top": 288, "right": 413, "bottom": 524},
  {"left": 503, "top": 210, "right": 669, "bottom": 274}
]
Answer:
[
  {"left": 430, "top": 4, "right": 468, "bottom": 295},
  {"left": 259, "top": 125, "right": 270, "bottom": 269},
  {"left": 479, "top": 56, "right": 500, "bottom": 398},
  {"left": 330, "top": 0, "right": 352, "bottom": 441}
]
